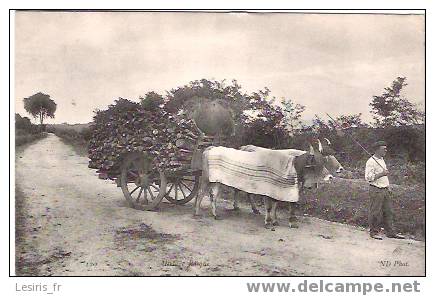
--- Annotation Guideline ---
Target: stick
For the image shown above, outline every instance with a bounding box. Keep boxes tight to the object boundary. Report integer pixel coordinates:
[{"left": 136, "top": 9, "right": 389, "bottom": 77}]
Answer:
[{"left": 325, "top": 113, "right": 385, "bottom": 170}]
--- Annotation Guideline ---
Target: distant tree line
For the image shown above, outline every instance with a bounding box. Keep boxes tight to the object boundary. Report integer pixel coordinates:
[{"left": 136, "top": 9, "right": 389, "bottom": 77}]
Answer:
[
  {"left": 139, "top": 77, "right": 425, "bottom": 164},
  {"left": 20, "top": 76, "right": 424, "bottom": 165}
]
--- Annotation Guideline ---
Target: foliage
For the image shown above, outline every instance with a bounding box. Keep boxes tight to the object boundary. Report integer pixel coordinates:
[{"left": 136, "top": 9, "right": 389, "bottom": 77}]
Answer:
[
  {"left": 23, "top": 92, "right": 57, "bottom": 125},
  {"left": 331, "top": 113, "right": 368, "bottom": 129},
  {"left": 281, "top": 98, "right": 306, "bottom": 135},
  {"left": 381, "top": 125, "right": 425, "bottom": 162},
  {"left": 164, "top": 79, "right": 289, "bottom": 147},
  {"left": 243, "top": 89, "right": 287, "bottom": 148},
  {"left": 140, "top": 91, "right": 164, "bottom": 111},
  {"left": 15, "top": 114, "right": 45, "bottom": 147},
  {"left": 370, "top": 77, "right": 425, "bottom": 127},
  {"left": 15, "top": 113, "right": 33, "bottom": 131},
  {"left": 165, "top": 79, "right": 250, "bottom": 123},
  {"left": 15, "top": 132, "right": 46, "bottom": 147},
  {"left": 53, "top": 128, "right": 89, "bottom": 157}
]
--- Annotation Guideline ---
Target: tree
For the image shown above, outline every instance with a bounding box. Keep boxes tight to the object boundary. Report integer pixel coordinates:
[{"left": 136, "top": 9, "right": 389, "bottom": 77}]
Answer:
[
  {"left": 140, "top": 91, "right": 164, "bottom": 111},
  {"left": 280, "top": 98, "right": 305, "bottom": 135},
  {"left": 164, "top": 78, "right": 293, "bottom": 147},
  {"left": 370, "top": 77, "right": 425, "bottom": 127},
  {"left": 15, "top": 113, "right": 32, "bottom": 131},
  {"left": 165, "top": 78, "right": 250, "bottom": 123},
  {"left": 244, "top": 89, "right": 288, "bottom": 148},
  {"left": 330, "top": 113, "right": 368, "bottom": 129},
  {"left": 23, "top": 92, "right": 57, "bottom": 125},
  {"left": 311, "top": 114, "right": 330, "bottom": 132}
]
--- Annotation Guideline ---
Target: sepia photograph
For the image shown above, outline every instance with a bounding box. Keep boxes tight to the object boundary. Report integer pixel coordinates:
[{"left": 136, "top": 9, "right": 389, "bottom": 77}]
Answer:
[{"left": 12, "top": 10, "right": 425, "bottom": 278}]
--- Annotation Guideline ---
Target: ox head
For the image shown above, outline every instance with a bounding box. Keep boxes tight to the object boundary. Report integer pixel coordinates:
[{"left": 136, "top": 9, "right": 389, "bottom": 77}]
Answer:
[
  {"left": 321, "top": 137, "right": 344, "bottom": 175},
  {"left": 324, "top": 155, "right": 344, "bottom": 175},
  {"left": 295, "top": 138, "right": 342, "bottom": 188}
]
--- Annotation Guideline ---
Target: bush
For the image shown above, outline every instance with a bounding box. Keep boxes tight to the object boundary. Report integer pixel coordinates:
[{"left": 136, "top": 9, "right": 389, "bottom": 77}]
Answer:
[
  {"left": 80, "top": 127, "right": 92, "bottom": 141},
  {"left": 284, "top": 125, "right": 425, "bottom": 179},
  {"left": 381, "top": 125, "right": 425, "bottom": 162},
  {"left": 15, "top": 113, "right": 38, "bottom": 133},
  {"left": 15, "top": 130, "right": 46, "bottom": 147},
  {"left": 15, "top": 113, "right": 46, "bottom": 147}
]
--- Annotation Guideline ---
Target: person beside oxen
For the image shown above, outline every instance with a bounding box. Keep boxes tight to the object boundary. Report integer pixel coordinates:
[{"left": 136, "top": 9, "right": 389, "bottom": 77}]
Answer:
[{"left": 365, "top": 141, "right": 405, "bottom": 240}]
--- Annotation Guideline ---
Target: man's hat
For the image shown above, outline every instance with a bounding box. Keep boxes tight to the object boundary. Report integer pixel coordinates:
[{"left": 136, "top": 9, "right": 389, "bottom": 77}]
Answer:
[{"left": 372, "top": 140, "right": 387, "bottom": 149}]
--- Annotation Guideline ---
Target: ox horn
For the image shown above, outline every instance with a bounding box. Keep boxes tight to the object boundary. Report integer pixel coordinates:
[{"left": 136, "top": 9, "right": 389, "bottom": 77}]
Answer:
[
  {"left": 309, "top": 144, "right": 315, "bottom": 155},
  {"left": 317, "top": 139, "right": 323, "bottom": 153},
  {"left": 324, "top": 137, "right": 331, "bottom": 145}
]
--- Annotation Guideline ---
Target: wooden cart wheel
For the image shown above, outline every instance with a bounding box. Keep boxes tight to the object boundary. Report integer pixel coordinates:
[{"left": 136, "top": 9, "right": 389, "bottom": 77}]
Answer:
[
  {"left": 164, "top": 174, "right": 200, "bottom": 205},
  {"left": 120, "top": 152, "right": 167, "bottom": 211}
]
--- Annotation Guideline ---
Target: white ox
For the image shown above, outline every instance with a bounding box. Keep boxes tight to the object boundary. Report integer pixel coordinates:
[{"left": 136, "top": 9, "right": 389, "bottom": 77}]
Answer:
[{"left": 194, "top": 139, "right": 342, "bottom": 228}]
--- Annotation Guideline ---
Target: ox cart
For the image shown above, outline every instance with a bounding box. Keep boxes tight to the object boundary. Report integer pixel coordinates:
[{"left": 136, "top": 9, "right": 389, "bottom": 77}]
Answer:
[{"left": 88, "top": 98, "right": 234, "bottom": 211}]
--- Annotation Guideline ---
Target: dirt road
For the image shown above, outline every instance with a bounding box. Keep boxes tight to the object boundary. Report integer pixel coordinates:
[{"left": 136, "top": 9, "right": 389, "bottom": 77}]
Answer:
[{"left": 15, "top": 134, "right": 425, "bottom": 276}]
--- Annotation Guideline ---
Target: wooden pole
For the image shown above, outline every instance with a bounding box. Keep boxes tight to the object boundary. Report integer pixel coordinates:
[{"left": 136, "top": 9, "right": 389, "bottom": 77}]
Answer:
[{"left": 325, "top": 113, "right": 385, "bottom": 169}]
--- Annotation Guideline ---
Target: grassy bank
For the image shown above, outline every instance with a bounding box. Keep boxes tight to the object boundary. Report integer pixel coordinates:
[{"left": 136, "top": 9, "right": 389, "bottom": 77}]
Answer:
[
  {"left": 229, "top": 177, "right": 424, "bottom": 241},
  {"left": 15, "top": 129, "right": 47, "bottom": 147},
  {"left": 15, "top": 185, "right": 41, "bottom": 276},
  {"left": 54, "top": 132, "right": 88, "bottom": 157},
  {"left": 299, "top": 178, "right": 425, "bottom": 240},
  {"left": 47, "top": 123, "right": 90, "bottom": 157}
]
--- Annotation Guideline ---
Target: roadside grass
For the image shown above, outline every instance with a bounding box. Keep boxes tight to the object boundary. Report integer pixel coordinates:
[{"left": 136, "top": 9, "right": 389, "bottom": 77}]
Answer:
[
  {"left": 47, "top": 124, "right": 90, "bottom": 157},
  {"left": 15, "top": 185, "right": 40, "bottom": 275},
  {"left": 15, "top": 129, "right": 47, "bottom": 147},
  {"left": 56, "top": 134, "right": 88, "bottom": 157},
  {"left": 228, "top": 177, "right": 424, "bottom": 241},
  {"left": 299, "top": 178, "right": 425, "bottom": 241}
]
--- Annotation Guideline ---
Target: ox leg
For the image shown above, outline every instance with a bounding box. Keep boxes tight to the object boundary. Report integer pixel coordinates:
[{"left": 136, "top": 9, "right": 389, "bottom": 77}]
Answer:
[
  {"left": 271, "top": 201, "right": 279, "bottom": 226},
  {"left": 194, "top": 177, "right": 207, "bottom": 217},
  {"left": 232, "top": 188, "right": 240, "bottom": 211},
  {"left": 210, "top": 183, "right": 220, "bottom": 220},
  {"left": 249, "top": 194, "right": 260, "bottom": 215},
  {"left": 264, "top": 197, "right": 273, "bottom": 228},
  {"left": 289, "top": 202, "right": 299, "bottom": 228},
  {"left": 194, "top": 193, "right": 205, "bottom": 216}
]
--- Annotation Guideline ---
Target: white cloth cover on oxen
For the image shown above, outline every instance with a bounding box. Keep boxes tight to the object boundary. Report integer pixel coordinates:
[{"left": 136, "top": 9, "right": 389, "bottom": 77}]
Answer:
[
  {"left": 239, "top": 145, "right": 306, "bottom": 158},
  {"left": 206, "top": 146, "right": 304, "bottom": 202}
]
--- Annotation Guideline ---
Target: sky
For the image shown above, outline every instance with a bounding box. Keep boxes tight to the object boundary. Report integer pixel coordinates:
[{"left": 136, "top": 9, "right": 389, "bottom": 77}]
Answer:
[{"left": 14, "top": 11, "right": 425, "bottom": 124}]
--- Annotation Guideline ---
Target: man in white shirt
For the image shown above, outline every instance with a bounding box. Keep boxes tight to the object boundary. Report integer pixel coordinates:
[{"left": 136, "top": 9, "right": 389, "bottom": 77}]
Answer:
[{"left": 365, "top": 141, "right": 405, "bottom": 240}]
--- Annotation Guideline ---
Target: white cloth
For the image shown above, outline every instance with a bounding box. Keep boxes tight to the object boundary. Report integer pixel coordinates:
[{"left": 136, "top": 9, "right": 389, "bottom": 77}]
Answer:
[
  {"left": 206, "top": 146, "right": 300, "bottom": 202},
  {"left": 365, "top": 155, "right": 389, "bottom": 188},
  {"left": 239, "top": 145, "right": 306, "bottom": 158}
]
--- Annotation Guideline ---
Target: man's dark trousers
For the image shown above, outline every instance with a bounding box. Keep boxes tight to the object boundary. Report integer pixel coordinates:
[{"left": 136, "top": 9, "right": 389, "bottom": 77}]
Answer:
[{"left": 369, "top": 185, "right": 395, "bottom": 236}]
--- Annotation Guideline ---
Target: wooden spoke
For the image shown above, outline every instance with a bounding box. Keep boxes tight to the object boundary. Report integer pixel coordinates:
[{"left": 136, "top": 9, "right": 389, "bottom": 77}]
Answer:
[
  {"left": 150, "top": 184, "right": 159, "bottom": 191},
  {"left": 147, "top": 186, "right": 155, "bottom": 200},
  {"left": 178, "top": 184, "right": 187, "bottom": 198},
  {"left": 163, "top": 175, "right": 199, "bottom": 205},
  {"left": 180, "top": 181, "right": 192, "bottom": 192},
  {"left": 130, "top": 186, "right": 140, "bottom": 195},
  {"left": 120, "top": 152, "right": 167, "bottom": 211},
  {"left": 166, "top": 184, "right": 174, "bottom": 195},
  {"left": 136, "top": 188, "right": 143, "bottom": 203}
]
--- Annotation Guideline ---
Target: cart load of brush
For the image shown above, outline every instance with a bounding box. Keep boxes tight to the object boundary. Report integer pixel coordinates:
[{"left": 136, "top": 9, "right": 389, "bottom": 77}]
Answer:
[{"left": 88, "top": 98, "right": 203, "bottom": 179}]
